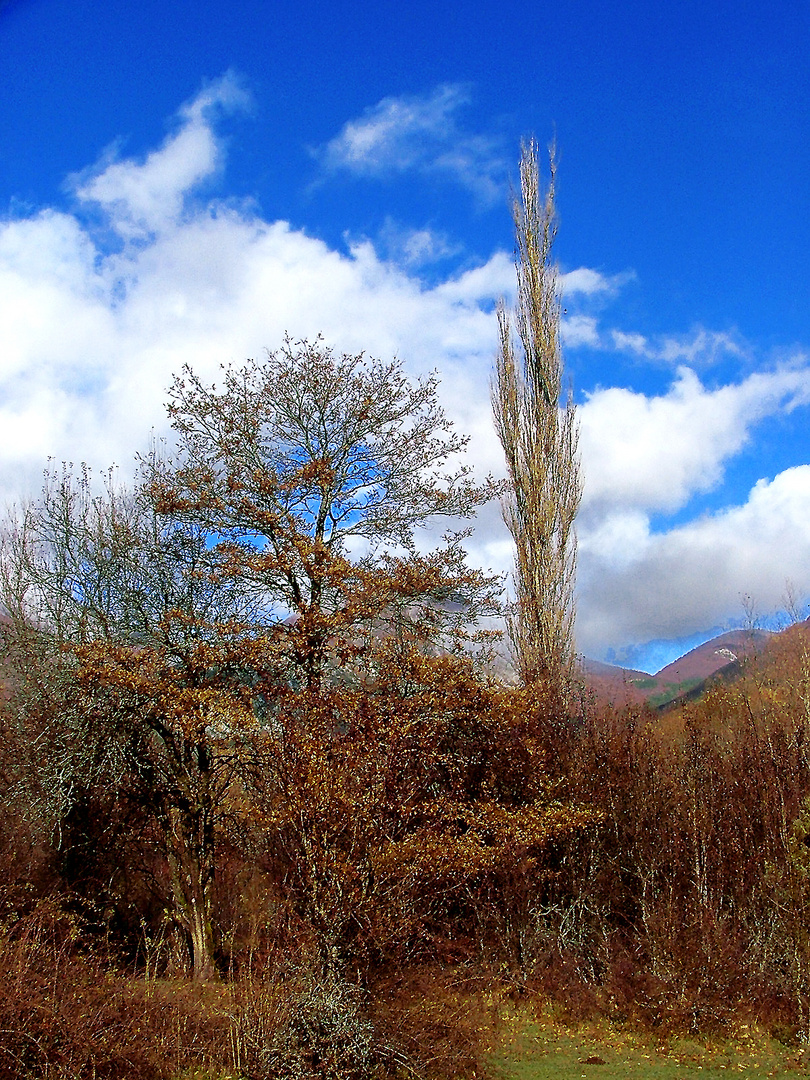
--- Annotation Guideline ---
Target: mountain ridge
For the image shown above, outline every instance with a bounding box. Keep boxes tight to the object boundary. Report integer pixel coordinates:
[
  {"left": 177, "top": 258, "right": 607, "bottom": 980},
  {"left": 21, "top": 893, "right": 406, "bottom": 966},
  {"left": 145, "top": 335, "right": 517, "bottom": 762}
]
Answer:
[{"left": 581, "top": 627, "right": 774, "bottom": 709}]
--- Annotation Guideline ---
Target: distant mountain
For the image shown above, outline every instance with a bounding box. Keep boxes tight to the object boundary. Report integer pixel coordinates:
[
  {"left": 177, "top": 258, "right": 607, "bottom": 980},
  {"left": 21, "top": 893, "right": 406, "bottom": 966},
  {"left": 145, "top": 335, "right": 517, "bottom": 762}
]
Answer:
[
  {"left": 581, "top": 628, "right": 772, "bottom": 710},
  {"left": 579, "top": 657, "right": 652, "bottom": 709},
  {"left": 654, "top": 629, "right": 769, "bottom": 683},
  {"left": 582, "top": 657, "right": 651, "bottom": 681}
]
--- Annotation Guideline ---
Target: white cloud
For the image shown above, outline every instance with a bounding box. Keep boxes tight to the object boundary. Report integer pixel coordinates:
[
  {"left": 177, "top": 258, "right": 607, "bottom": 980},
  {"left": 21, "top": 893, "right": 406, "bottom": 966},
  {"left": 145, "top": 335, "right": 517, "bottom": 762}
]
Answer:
[
  {"left": 579, "top": 365, "right": 810, "bottom": 516},
  {"left": 610, "top": 329, "right": 649, "bottom": 355},
  {"left": 578, "top": 510, "right": 651, "bottom": 571},
  {"left": 577, "top": 467, "right": 810, "bottom": 657},
  {"left": 374, "top": 218, "right": 460, "bottom": 268},
  {"left": 71, "top": 72, "right": 251, "bottom": 238},
  {"left": 4, "top": 81, "right": 810, "bottom": 670},
  {"left": 560, "top": 267, "right": 630, "bottom": 297},
  {"left": 610, "top": 324, "right": 744, "bottom": 365},
  {"left": 398, "top": 229, "right": 452, "bottom": 266},
  {"left": 316, "top": 84, "right": 506, "bottom": 202},
  {"left": 561, "top": 313, "right": 600, "bottom": 348},
  {"left": 0, "top": 86, "right": 509, "bottom": 506},
  {"left": 575, "top": 364, "right": 810, "bottom": 657},
  {"left": 658, "top": 328, "right": 743, "bottom": 365},
  {"left": 320, "top": 84, "right": 465, "bottom": 170},
  {"left": 434, "top": 251, "right": 513, "bottom": 306}
]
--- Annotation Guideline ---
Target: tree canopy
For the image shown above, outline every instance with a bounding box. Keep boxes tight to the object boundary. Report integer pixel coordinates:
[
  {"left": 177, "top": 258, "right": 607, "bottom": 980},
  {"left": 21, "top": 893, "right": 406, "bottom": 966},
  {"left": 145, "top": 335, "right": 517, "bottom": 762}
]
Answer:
[{"left": 0, "top": 337, "right": 590, "bottom": 988}]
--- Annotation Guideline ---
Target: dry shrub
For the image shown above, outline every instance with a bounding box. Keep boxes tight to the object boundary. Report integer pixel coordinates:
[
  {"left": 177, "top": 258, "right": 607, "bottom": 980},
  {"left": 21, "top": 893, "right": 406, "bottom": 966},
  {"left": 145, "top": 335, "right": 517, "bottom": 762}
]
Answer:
[
  {"left": 497, "top": 683, "right": 810, "bottom": 1039},
  {"left": 0, "top": 896, "right": 229, "bottom": 1079},
  {"left": 229, "top": 961, "right": 498, "bottom": 1080},
  {"left": 529, "top": 950, "right": 603, "bottom": 1023},
  {"left": 528, "top": 935, "right": 747, "bottom": 1036},
  {"left": 370, "top": 966, "right": 499, "bottom": 1080},
  {"left": 631, "top": 915, "right": 748, "bottom": 1032},
  {"left": 229, "top": 965, "right": 379, "bottom": 1080}
]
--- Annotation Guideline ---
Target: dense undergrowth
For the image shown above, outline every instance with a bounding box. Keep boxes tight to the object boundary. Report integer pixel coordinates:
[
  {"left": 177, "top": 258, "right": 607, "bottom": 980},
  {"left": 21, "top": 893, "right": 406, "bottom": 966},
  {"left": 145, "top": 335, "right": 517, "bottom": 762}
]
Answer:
[
  {"left": 0, "top": 891, "right": 498, "bottom": 1078},
  {"left": 4, "top": 623, "right": 810, "bottom": 1078}
]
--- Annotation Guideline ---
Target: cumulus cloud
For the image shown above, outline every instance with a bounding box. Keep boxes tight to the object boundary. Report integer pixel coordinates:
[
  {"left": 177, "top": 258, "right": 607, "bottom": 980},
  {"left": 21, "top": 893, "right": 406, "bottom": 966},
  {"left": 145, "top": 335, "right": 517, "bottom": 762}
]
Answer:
[
  {"left": 3, "top": 80, "right": 810, "bottom": 668},
  {"left": 577, "top": 467, "right": 810, "bottom": 658},
  {"left": 579, "top": 365, "right": 810, "bottom": 517},
  {"left": 316, "top": 84, "right": 506, "bottom": 202},
  {"left": 0, "top": 83, "right": 509, "bottom": 506},
  {"left": 575, "top": 364, "right": 810, "bottom": 658}
]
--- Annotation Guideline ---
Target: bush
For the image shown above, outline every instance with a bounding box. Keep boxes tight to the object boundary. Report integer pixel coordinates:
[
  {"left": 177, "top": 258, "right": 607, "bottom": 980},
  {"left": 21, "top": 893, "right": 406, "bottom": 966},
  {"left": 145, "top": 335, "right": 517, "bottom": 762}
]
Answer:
[
  {"left": 0, "top": 897, "right": 228, "bottom": 1079},
  {"left": 229, "top": 968, "right": 377, "bottom": 1080}
]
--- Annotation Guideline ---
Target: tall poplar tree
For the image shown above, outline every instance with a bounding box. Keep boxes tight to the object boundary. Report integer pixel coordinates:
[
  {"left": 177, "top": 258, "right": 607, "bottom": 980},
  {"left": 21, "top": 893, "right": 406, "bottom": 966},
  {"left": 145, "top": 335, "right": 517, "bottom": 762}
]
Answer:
[{"left": 492, "top": 140, "right": 581, "bottom": 690}]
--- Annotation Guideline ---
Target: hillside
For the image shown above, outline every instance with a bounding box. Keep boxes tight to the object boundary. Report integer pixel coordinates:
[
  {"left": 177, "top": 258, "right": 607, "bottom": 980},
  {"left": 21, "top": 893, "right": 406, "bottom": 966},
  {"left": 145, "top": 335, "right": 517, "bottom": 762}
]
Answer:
[{"left": 582, "top": 627, "right": 773, "bottom": 709}]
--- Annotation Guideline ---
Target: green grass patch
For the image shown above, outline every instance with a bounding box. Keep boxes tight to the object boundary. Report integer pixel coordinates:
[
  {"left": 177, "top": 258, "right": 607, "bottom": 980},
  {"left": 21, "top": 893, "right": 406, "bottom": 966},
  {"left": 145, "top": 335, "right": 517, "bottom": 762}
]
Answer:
[
  {"left": 491, "top": 1009, "right": 810, "bottom": 1080},
  {"left": 648, "top": 679, "right": 704, "bottom": 708}
]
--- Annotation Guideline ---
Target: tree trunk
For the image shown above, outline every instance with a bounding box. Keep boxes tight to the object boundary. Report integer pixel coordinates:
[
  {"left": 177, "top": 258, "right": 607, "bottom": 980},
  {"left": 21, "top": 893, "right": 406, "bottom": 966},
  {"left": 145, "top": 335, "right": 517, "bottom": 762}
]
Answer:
[{"left": 164, "top": 800, "right": 216, "bottom": 981}]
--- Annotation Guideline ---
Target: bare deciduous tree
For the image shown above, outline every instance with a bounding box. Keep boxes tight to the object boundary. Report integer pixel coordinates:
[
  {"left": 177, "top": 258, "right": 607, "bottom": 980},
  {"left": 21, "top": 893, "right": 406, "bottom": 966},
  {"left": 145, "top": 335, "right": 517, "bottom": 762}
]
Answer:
[
  {"left": 492, "top": 140, "right": 581, "bottom": 691},
  {"left": 0, "top": 462, "right": 257, "bottom": 980},
  {"left": 153, "top": 336, "right": 503, "bottom": 687}
]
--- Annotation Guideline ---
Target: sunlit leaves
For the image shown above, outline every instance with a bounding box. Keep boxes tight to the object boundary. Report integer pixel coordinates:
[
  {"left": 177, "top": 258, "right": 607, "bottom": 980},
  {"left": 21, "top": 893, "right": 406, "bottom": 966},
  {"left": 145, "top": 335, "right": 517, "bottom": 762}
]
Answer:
[
  {"left": 152, "top": 336, "right": 503, "bottom": 686},
  {"left": 246, "top": 649, "right": 595, "bottom": 973}
]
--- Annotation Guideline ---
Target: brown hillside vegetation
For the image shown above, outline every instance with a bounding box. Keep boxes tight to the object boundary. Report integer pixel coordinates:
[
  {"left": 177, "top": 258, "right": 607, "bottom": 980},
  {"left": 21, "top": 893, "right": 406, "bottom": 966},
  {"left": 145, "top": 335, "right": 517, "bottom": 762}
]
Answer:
[
  {"left": 582, "top": 627, "right": 772, "bottom": 710},
  {"left": 4, "top": 610, "right": 810, "bottom": 1075},
  {"left": 3, "top": 335, "right": 810, "bottom": 1076}
]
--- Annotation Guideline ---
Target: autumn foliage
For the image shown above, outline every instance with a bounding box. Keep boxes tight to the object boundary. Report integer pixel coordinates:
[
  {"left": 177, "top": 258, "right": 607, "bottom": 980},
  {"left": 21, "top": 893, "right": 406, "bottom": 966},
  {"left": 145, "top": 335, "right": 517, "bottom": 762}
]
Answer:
[
  {"left": 0, "top": 340, "right": 590, "bottom": 1077},
  {"left": 4, "top": 340, "right": 810, "bottom": 1077}
]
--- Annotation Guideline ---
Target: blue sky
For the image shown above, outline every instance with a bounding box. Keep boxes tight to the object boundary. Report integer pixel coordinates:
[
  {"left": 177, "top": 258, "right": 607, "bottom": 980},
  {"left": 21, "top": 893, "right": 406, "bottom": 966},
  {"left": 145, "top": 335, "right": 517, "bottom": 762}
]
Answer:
[{"left": 1, "top": 0, "right": 809, "bottom": 671}]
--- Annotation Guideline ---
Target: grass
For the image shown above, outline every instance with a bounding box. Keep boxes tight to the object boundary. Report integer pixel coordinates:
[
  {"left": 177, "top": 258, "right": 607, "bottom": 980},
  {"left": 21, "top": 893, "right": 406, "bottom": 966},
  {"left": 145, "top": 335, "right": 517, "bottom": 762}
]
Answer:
[
  {"left": 647, "top": 679, "right": 704, "bottom": 708},
  {"left": 491, "top": 1008, "right": 810, "bottom": 1080}
]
